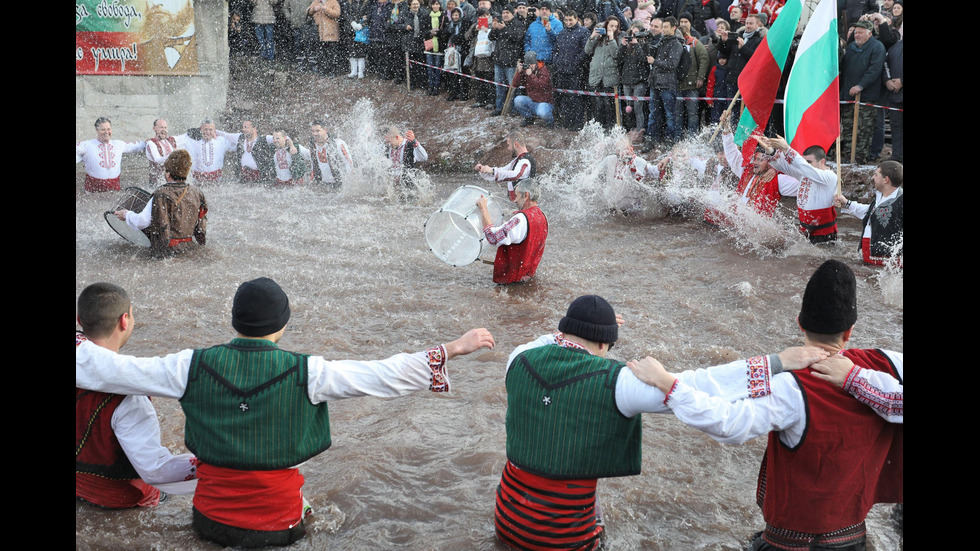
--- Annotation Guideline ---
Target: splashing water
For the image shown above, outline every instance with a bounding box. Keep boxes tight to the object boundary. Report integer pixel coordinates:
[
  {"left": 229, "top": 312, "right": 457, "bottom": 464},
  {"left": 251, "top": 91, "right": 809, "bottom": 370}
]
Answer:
[
  {"left": 316, "top": 98, "right": 435, "bottom": 205},
  {"left": 529, "top": 122, "right": 815, "bottom": 258},
  {"left": 874, "top": 234, "right": 904, "bottom": 308}
]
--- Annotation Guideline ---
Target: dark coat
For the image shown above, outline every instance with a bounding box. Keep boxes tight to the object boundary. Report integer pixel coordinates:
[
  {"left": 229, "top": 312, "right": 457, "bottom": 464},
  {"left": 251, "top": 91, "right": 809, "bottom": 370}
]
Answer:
[
  {"left": 840, "top": 36, "right": 885, "bottom": 102},
  {"left": 718, "top": 28, "right": 762, "bottom": 85},
  {"left": 649, "top": 33, "right": 683, "bottom": 90},
  {"left": 488, "top": 18, "right": 525, "bottom": 67},
  {"left": 552, "top": 24, "right": 590, "bottom": 75}
]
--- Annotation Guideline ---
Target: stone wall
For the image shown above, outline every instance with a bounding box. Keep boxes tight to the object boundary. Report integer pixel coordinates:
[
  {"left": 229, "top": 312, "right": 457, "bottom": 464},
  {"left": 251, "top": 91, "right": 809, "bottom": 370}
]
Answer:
[{"left": 75, "top": 0, "right": 229, "bottom": 142}]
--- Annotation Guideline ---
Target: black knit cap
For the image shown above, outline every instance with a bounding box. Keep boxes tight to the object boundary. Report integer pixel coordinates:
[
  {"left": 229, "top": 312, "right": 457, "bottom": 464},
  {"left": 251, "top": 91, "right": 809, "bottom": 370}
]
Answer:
[
  {"left": 232, "top": 277, "right": 291, "bottom": 337},
  {"left": 558, "top": 295, "right": 618, "bottom": 344},
  {"left": 798, "top": 260, "right": 858, "bottom": 334}
]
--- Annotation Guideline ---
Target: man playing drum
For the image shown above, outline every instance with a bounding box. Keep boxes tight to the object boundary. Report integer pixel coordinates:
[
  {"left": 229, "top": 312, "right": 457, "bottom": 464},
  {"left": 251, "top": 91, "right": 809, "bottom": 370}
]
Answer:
[
  {"left": 476, "top": 178, "right": 548, "bottom": 284},
  {"left": 114, "top": 149, "right": 208, "bottom": 257}
]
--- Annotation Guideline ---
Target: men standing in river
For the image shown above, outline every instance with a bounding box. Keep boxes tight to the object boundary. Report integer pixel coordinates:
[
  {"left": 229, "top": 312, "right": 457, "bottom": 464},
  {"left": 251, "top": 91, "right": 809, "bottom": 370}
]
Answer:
[
  {"left": 77, "top": 117, "right": 146, "bottom": 192},
  {"left": 476, "top": 178, "right": 548, "bottom": 285},
  {"left": 76, "top": 282, "right": 198, "bottom": 508},
  {"left": 495, "top": 295, "right": 831, "bottom": 550},
  {"left": 76, "top": 276, "right": 495, "bottom": 547},
  {"left": 474, "top": 130, "right": 537, "bottom": 201},
  {"left": 627, "top": 260, "right": 903, "bottom": 550},
  {"left": 145, "top": 118, "right": 177, "bottom": 187}
]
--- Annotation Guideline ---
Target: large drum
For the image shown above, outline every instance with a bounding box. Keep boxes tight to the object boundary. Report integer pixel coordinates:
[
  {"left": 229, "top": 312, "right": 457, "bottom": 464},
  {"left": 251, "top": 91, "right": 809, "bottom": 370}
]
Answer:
[
  {"left": 104, "top": 187, "right": 152, "bottom": 247},
  {"left": 425, "top": 185, "right": 513, "bottom": 267}
]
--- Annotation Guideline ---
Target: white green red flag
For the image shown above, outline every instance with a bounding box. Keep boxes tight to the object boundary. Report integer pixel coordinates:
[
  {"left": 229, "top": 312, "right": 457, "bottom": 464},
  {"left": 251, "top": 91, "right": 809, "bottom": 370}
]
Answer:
[
  {"left": 734, "top": 0, "right": 804, "bottom": 145},
  {"left": 784, "top": 0, "right": 840, "bottom": 152}
]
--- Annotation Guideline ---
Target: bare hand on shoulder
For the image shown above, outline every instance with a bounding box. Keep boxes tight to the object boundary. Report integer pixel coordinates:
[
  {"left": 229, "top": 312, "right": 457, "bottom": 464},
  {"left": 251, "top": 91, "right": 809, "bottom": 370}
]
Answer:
[
  {"left": 626, "top": 356, "right": 675, "bottom": 393},
  {"left": 777, "top": 346, "right": 830, "bottom": 371},
  {"left": 810, "top": 355, "right": 855, "bottom": 387}
]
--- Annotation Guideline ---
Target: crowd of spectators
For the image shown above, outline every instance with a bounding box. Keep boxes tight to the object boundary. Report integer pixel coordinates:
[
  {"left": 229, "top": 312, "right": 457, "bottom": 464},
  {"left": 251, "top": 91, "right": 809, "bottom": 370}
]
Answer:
[{"left": 228, "top": 0, "right": 903, "bottom": 163}]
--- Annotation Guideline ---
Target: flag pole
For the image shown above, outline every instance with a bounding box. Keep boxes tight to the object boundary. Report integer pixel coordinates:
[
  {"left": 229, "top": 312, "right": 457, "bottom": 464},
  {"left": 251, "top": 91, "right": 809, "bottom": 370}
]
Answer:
[
  {"left": 835, "top": 134, "right": 842, "bottom": 195},
  {"left": 849, "top": 92, "right": 860, "bottom": 164},
  {"left": 710, "top": 90, "right": 741, "bottom": 142}
]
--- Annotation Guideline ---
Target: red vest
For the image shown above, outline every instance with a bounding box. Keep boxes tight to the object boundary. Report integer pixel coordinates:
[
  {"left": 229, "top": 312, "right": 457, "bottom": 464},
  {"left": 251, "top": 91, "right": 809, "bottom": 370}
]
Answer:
[
  {"left": 149, "top": 136, "right": 177, "bottom": 157},
  {"left": 493, "top": 206, "right": 548, "bottom": 284},
  {"left": 737, "top": 170, "right": 782, "bottom": 217},
  {"left": 703, "top": 171, "right": 782, "bottom": 227},
  {"left": 76, "top": 389, "right": 160, "bottom": 508},
  {"left": 757, "top": 349, "right": 903, "bottom": 542},
  {"left": 76, "top": 333, "right": 160, "bottom": 508},
  {"left": 148, "top": 137, "right": 178, "bottom": 182}
]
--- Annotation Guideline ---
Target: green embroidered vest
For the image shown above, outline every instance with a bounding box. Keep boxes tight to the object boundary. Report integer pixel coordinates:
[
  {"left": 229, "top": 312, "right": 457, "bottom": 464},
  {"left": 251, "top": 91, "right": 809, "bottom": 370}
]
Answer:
[
  {"left": 181, "top": 338, "right": 332, "bottom": 470},
  {"left": 505, "top": 344, "right": 642, "bottom": 479}
]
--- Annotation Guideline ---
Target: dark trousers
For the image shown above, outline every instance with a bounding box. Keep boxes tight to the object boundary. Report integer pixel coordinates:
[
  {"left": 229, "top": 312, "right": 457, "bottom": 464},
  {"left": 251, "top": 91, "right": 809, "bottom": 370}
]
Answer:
[
  {"left": 193, "top": 507, "right": 306, "bottom": 548},
  {"left": 553, "top": 71, "right": 585, "bottom": 130}
]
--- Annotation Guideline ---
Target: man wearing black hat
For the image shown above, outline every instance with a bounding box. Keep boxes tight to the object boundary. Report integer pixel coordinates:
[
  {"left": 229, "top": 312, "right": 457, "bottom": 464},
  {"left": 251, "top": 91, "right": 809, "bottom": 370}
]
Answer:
[
  {"left": 494, "top": 294, "right": 826, "bottom": 550},
  {"left": 628, "top": 260, "right": 903, "bottom": 551},
  {"left": 76, "top": 277, "right": 495, "bottom": 548}
]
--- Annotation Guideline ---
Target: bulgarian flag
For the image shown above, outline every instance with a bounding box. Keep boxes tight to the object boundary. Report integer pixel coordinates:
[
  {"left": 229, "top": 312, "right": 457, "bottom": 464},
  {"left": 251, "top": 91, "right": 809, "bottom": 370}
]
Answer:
[
  {"left": 784, "top": 0, "right": 840, "bottom": 153},
  {"left": 733, "top": 0, "right": 804, "bottom": 145}
]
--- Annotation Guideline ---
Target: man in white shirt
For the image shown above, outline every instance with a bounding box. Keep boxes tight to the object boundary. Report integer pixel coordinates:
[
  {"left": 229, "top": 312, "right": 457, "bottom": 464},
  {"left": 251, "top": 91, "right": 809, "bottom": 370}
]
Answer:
[
  {"left": 835, "top": 160, "right": 903, "bottom": 266},
  {"left": 181, "top": 119, "right": 237, "bottom": 183},
  {"left": 298, "top": 119, "right": 352, "bottom": 189},
  {"left": 627, "top": 260, "right": 903, "bottom": 550},
  {"left": 76, "top": 117, "right": 147, "bottom": 192},
  {"left": 76, "top": 282, "right": 198, "bottom": 508},
  {"left": 76, "top": 276, "right": 494, "bottom": 547},
  {"left": 145, "top": 118, "right": 178, "bottom": 187}
]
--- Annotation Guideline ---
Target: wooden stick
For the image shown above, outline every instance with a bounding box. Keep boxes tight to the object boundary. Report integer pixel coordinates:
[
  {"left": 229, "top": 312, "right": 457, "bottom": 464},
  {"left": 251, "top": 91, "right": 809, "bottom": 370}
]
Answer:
[
  {"left": 405, "top": 52, "right": 411, "bottom": 92},
  {"left": 849, "top": 92, "right": 860, "bottom": 164},
  {"left": 709, "top": 90, "right": 742, "bottom": 142},
  {"left": 835, "top": 134, "right": 842, "bottom": 196},
  {"left": 614, "top": 86, "right": 622, "bottom": 127},
  {"left": 502, "top": 81, "right": 517, "bottom": 116}
]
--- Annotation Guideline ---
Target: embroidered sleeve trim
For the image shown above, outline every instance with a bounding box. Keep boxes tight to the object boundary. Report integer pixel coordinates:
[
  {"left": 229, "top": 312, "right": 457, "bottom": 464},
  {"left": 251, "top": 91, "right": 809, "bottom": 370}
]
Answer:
[
  {"left": 427, "top": 345, "right": 450, "bottom": 393},
  {"left": 846, "top": 367, "right": 903, "bottom": 419},
  {"left": 484, "top": 214, "right": 522, "bottom": 245},
  {"left": 842, "top": 365, "right": 861, "bottom": 392},
  {"left": 664, "top": 379, "right": 678, "bottom": 405},
  {"left": 784, "top": 148, "right": 798, "bottom": 164},
  {"left": 746, "top": 355, "right": 771, "bottom": 398}
]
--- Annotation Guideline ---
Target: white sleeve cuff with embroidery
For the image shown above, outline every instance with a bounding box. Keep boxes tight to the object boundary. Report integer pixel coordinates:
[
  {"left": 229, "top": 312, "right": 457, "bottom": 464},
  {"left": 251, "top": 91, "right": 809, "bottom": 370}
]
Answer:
[{"left": 427, "top": 345, "right": 451, "bottom": 392}]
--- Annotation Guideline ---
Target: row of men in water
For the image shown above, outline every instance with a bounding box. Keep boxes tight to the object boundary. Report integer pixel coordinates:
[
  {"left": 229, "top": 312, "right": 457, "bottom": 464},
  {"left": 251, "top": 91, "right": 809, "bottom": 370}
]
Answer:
[
  {"left": 590, "top": 110, "right": 904, "bottom": 266},
  {"left": 479, "top": 124, "right": 904, "bottom": 272},
  {"left": 75, "top": 116, "right": 426, "bottom": 191},
  {"left": 76, "top": 259, "right": 902, "bottom": 549},
  {"left": 78, "top": 113, "right": 903, "bottom": 268}
]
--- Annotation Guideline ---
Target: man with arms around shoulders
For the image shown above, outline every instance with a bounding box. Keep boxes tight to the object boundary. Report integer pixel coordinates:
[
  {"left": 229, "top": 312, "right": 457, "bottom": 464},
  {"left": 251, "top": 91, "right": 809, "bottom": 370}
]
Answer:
[
  {"left": 145, "top": 118, "right": 178, "bottom": 187},
  {"left": 76, "top": 282, "right": 198, "bottom": 509},
  {"left": 495, "top": 294, "right": 830, "bottom": 550},
  {"left": 76, "top": 276, "right": 495, "bottom": 547},
  {"left": 77, "top": 117, "right": 147, "bottom": 192},
  {"left": 628, "top": 260, "right": 903, "bottom": 551}
]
